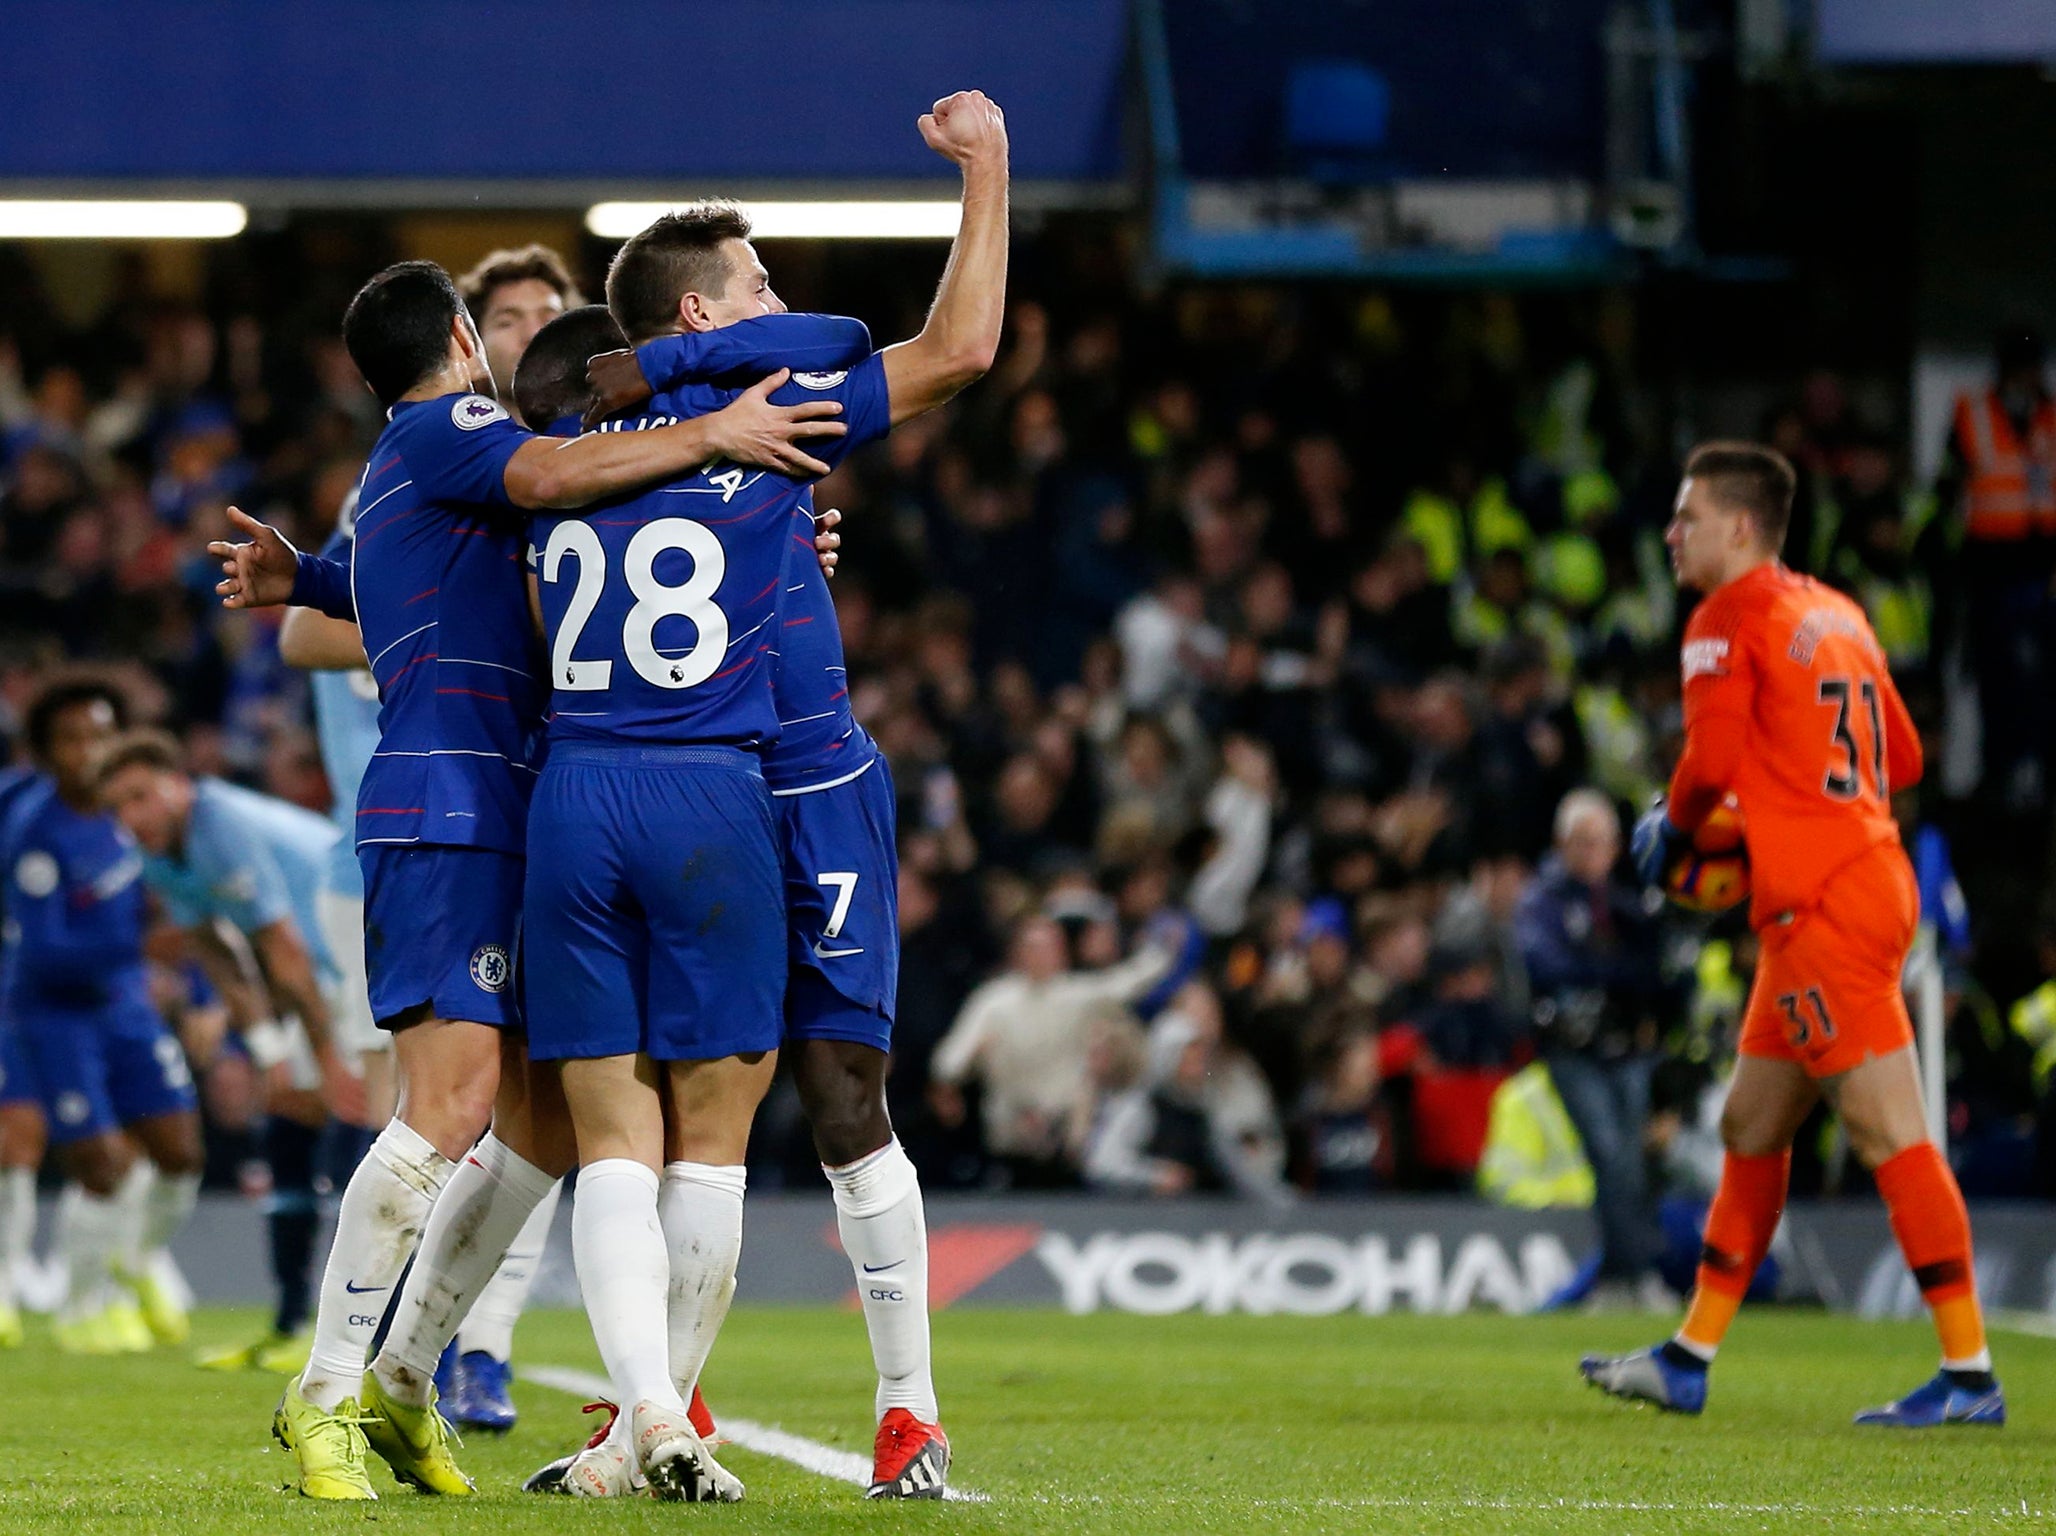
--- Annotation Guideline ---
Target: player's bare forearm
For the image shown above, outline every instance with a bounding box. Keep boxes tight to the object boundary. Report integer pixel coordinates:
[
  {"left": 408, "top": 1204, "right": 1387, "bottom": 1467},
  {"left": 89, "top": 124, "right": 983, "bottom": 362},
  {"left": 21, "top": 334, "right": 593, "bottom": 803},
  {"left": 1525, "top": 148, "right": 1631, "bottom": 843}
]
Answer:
[
  {"left": 253, "top": 922, "right": 333, "bottom": 1053},
  {"left": 507, "top": 371, "right": 845, "bottom": 506},
  {"left": 506, "top": 417, "right": 725, "bottom": 510},
  {"left": 279, "top": 607, "right": 368, "bottom": 671},
  {"left": 884, "top": 93, "right": 1010, "bottom": 425},
  {"left": 187, "top": 924, "right": 268, "bottom": 1032}
]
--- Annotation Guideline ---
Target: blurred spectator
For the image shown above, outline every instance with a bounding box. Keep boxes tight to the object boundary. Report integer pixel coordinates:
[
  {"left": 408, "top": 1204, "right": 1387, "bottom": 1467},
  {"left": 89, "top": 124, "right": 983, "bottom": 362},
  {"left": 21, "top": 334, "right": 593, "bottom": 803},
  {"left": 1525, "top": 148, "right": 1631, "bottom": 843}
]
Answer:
[
  {"left": 928, "top": 914, "right": 1173, "bottom": 1187},
  {"left": 1936, "top": 326, "right": 2056, "bottom": 810},
  {"left": 1515, "top": 789, "right": 1674, "bottom": 1305}
]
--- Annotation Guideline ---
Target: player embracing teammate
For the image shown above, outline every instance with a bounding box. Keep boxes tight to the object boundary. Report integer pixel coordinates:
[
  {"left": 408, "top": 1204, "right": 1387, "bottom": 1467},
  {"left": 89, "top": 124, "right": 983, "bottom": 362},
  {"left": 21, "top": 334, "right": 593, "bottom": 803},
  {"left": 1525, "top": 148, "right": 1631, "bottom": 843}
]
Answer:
[
  {"left": 1585, "top": 443, "right": 2003, "bottom": 1427},
  {"left": 213, "top": 88, "right": 1008, "bottom": 1499}
]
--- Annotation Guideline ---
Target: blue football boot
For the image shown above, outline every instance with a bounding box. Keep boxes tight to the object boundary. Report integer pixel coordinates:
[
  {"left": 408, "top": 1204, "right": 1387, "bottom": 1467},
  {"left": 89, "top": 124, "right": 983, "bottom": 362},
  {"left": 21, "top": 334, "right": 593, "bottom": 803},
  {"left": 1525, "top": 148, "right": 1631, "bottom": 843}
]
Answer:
[
  {"left": 431, "top": 1339, "right": 458, "bottom": 1401},
  {"left": 443, "top": 1350, "right": 518, "bottom": 1433},
  {"left": 1854, "top": 1372, "right": 2005, "bottom": 1428},
  {"left": 1580, "top": 1343, "right": 1708, "bottom": 1415}
]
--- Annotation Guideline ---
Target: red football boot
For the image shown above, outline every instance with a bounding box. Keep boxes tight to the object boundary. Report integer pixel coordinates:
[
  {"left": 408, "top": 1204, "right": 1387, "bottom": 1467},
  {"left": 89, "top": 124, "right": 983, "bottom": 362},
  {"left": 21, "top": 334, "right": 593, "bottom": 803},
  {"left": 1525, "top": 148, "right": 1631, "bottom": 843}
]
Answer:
[{"left": 868, "top": 1408, "right": 949, "bottom": 1499}]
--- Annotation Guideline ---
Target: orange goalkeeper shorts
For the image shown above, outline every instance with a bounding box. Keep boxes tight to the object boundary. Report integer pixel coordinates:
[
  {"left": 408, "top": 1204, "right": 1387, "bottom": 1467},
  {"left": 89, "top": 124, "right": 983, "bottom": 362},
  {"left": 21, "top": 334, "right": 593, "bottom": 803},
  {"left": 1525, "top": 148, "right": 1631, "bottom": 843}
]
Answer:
[{"left": 1739, "top": 838, "right": 1917, "bottom": 1080}]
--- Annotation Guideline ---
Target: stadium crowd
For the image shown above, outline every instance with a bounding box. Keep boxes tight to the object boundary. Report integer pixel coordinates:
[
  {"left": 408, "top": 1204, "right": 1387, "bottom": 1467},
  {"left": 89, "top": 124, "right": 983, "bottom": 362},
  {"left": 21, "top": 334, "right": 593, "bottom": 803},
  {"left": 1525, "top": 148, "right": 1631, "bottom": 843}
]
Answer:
[{"left": 0, "top": 228, "right": 2051, "bottom": 1263}]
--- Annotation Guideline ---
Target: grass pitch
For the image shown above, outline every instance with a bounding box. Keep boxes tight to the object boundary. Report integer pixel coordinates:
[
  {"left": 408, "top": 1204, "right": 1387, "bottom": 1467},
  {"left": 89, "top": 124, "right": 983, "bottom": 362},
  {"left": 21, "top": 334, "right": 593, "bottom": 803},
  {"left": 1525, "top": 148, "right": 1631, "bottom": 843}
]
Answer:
[{"left": 1, "top": 1305, "right": 2052, "bottom": 1534}]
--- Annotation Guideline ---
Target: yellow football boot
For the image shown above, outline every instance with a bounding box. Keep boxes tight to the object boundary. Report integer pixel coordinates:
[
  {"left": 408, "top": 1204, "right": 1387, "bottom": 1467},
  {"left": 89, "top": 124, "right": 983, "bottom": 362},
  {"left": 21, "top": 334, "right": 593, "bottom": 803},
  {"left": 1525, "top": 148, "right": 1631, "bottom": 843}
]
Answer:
[
  {"left": 361, "top": 1369, "right": 475, "bottom": 1495},
  {"left": 273, "top": 1386, "right": 378, "bottom": 1500},
  {"left": 53, "top": 1307, "right": 124, "bottom": 1355},
  {"left": 0, "top": 1301, "right": 22, "bottom": 1349},
  {"left": 102, "top": 1297, "right": 154, "bottom": 1352},
  {"left": 118, "top": 1262, "right": 190, "bottom": 1346},
  {"left": 198, "top": 1329, "right": 306, "bottom": 1372}
]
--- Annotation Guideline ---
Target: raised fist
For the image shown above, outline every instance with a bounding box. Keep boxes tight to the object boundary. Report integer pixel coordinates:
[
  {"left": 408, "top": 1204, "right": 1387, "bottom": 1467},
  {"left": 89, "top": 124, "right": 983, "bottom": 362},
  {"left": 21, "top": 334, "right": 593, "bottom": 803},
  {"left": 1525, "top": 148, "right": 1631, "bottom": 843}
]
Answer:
[{"left": 918, "top": 90, "right": 1007, "bottom": 168}]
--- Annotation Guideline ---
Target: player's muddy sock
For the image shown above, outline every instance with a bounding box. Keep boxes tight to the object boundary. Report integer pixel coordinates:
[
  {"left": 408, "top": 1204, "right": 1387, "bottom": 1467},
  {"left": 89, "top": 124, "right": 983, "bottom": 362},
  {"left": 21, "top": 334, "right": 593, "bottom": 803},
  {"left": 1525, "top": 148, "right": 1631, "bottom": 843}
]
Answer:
[
  {"left": 266, "top": 1115, "right": 322, "bottom": 1335},
  {"left": 0, "top": 1166, "right": 34, "bottom": 1306},
  {"left": 459, "top": 1177, "right": 561, "bottom": 1362},
  {"left": 1675, "top": 1148, "right": 1789, "bottom": 1358},
  {"left": 372, "top": 1131, "right": 557, "bottom": 1406},
  {"left": 298, "top": 1120, "right": 453, "bottom": 1412},
  {"left": 1873, "top": 1141, "right": 1989, "bottom": 1370},
  {"left": 658, "top": 1161, "right": 746, "bottom": 1399},
  {"left": 59, "top": 1180, "right": 128, "bottom": 1315},
  {"left": 824, "top": 1138, "right": 938, "bottom": 1423},
  {"left": 139, "top": 1167, "right": 199, "bottom": 1259},
  {"left": 576, "top": 1159, "right": 684, "bottom": 1414}
]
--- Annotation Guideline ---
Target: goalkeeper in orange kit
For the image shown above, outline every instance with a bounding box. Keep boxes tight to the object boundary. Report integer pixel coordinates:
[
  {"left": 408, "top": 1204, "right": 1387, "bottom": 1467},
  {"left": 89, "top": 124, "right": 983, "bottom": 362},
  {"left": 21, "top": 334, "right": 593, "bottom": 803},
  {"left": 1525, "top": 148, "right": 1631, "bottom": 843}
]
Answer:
[{"left": 1582, "top": 442, "right": 2003, "bottom": 1427}]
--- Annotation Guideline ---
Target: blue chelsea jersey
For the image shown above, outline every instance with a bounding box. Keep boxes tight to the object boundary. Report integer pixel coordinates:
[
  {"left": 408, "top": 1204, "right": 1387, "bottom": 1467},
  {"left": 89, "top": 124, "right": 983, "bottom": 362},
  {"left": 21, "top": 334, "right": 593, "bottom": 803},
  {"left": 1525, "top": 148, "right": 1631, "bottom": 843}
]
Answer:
[
  {"left": 539, "top": 350, "right": 890, "bottom": 750},
  {"left": 0, "top": 777, "right": 149, "bottom": 1016},
  {"left": 347, "top": 393, "right": 543, "bottom": 855},
  {"left": 309, "top": 500, "right": 382, "bottom": 897},
  {"left": 629, "top": 316, "right": 888, "bottom": 791}
]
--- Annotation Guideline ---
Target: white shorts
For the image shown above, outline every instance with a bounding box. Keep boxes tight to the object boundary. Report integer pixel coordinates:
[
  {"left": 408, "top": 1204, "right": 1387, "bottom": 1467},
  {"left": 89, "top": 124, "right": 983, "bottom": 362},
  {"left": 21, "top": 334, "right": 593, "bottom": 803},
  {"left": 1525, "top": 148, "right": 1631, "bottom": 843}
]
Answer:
[{"left": 318, "top": 888, "right": 386, "bottom": 1058}]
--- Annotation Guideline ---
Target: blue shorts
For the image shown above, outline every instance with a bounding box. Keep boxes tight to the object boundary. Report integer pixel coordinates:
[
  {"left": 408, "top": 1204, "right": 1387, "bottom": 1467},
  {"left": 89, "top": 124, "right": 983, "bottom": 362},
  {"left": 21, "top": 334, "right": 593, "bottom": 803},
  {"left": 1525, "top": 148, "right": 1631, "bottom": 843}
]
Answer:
[
  {"left": 360, "top": 844, "right": 525, "bottom": 1030},
  {"left": 15, "top": 1006, "right": 197, "bottom": 1145},
  {"left": 524, "top": 745, "right": 784, "bottom": 1063},
  {"left": 0, "top": 1023, "right": 36, "bottom": 1109},
  {"left": 776, "top": 755, "right": 898, "bottom": 1052}
]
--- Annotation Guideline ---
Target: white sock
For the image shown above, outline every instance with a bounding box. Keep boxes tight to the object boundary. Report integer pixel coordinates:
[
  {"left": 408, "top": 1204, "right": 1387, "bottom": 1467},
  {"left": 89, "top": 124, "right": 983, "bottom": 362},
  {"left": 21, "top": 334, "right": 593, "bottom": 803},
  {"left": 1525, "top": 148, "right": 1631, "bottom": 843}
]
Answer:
[
  {"left": 139, "top": 1169, "right": 200, "bottom": 1258},
  {"left": 824, "top": 1139, "right": 937, "bottom": 1422},
  {"left": 1943, "top": 1349, "right": 1994, "bottom": 1374},
  {"left": 459, "top": 1177, "right": 562, "bottom": 1362},
  {"left": 298, "top": 1120, "right": 454, "bottom": 1411},
  {"left": 59, "top": 1181, "right": 130, "bottom": 1316},
  {"left": 372, "top": 1132, "right": 557, "bottom": 1405},
  {"left": 0, "top": 1166, "right": 36, "bottom": 1306},
  {"left": 575, "top": 1159, "right": 684, "bottom": 1415},
  {"left": 657, "top": 1162, "right": 746, "bottom": 1399}
]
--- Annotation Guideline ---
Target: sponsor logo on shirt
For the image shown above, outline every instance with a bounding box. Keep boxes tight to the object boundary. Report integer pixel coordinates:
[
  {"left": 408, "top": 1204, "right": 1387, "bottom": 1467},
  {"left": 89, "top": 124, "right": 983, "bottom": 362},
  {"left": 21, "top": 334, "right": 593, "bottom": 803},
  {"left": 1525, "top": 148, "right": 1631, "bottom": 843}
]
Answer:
[
  {"left": 451, "top": 394, "right": 510, "bottom": 431},
  {"left": 791, "top": 371, "right": 848, "bottom": 391},
  {"left": 1681, "top": 637, "right": 1729, "bottom": 682},
  {"left": 470, "top": 943, "right": 512, "bottom": 993}
]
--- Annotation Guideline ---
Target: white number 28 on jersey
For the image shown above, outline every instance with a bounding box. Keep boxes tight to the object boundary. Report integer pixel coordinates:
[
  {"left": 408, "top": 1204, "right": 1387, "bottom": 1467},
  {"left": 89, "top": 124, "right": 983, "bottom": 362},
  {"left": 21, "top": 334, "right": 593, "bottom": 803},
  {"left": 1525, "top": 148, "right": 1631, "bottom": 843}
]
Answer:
[{"left": 542, "top": 517, "right": 728, "bottom": 691}]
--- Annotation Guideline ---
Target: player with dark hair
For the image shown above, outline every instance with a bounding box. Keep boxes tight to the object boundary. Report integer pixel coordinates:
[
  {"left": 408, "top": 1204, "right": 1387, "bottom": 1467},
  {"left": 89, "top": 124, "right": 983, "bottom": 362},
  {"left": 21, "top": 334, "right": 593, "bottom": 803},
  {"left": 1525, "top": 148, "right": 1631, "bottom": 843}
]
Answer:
[
  {"left": 1583, "top": 442, "right": 2004, "bottom": 1426},
  {"left": 0, "top": 681, "right": 206, "bottom": 1354},
  {"left": 209, "top": 252, "right": 853, "bottom": 1498},
  {"left": 457, "top": 244, "right": 583, "bottom": 424},
  {"left": 494, "top": 90, "right": 1007, "bottom": 1501}
]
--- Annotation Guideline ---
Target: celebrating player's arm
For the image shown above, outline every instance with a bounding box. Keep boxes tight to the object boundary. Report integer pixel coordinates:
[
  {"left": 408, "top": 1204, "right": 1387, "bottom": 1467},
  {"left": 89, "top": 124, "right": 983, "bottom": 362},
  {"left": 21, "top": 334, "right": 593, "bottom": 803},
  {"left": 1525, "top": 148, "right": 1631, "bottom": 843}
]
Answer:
[
  {"left": 208, "top": 375, "right": 849, "bottom": 616},
  {"left": 881, "top": 90, "right": 1009, "bottom": 425}
]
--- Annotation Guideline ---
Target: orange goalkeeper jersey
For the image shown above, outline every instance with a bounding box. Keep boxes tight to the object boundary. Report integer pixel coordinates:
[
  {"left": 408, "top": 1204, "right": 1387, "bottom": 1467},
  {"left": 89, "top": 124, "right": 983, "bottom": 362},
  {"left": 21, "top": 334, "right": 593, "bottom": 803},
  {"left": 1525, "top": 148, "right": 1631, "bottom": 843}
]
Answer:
[{"left": 1668, "top": 562, "right": 1922, "bottom": 928}]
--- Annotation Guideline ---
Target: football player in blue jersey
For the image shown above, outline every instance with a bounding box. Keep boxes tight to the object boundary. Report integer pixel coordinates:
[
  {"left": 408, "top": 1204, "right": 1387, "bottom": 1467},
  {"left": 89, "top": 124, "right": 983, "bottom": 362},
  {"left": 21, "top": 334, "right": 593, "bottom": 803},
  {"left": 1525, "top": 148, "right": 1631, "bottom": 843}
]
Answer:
[
  {"left": 496, "top": 88, "right": 1008, "bottom": 1502},
  {"left": 2, "top": 683, "right": 205, "bottom": 1354},
  {"left": 209, "top": 259, "right": 855, "bottom": 1499},
  {"left": 276, "top": 244, "right": 584, "bottom": 1433},
  {"left": 0, "top": 750, "right": 49, "bottom": 1349}
]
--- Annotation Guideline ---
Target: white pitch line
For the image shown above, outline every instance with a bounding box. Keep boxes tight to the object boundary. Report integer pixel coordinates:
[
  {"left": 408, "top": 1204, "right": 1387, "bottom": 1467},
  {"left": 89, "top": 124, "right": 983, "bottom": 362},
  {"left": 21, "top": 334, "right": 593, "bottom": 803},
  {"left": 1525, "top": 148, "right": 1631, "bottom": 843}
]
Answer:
[{"left": 522, "top": 1364, "right": 987, "bottom": 1504}]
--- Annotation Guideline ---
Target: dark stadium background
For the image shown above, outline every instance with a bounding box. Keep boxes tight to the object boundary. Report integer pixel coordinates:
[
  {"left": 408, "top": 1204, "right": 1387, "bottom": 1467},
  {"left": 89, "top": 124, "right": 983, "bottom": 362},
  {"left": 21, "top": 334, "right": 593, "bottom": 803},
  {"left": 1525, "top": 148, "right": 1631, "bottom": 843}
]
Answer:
[{"left": 6, "top": 0, "right": 2056, "bottom": 1305}]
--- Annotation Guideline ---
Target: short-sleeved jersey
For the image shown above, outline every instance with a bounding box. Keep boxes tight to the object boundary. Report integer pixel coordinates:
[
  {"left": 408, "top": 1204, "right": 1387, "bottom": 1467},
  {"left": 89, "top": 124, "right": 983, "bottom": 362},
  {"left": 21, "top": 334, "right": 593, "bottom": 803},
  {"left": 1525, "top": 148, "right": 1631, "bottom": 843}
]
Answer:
[
  {"left": 309, "top": 500, "right": 381, "bottom": 898},
  {"left": 142, "top": 779, "right": 341, "bottom": 978},
  {"left": 348, "top": 392, "right": 543, "bottom": 854},
  {"left": 1676, "top": 563, "right": 1917, "bottom": 924},
  {"left": 633, "top": 316, "right": 886, "bottom": 792},
  {"left": 0, "top": 778, "right": 149, "bottom": 1017},
  {"left": 538, "top": 352, "right": 891, "bottom": 751}
]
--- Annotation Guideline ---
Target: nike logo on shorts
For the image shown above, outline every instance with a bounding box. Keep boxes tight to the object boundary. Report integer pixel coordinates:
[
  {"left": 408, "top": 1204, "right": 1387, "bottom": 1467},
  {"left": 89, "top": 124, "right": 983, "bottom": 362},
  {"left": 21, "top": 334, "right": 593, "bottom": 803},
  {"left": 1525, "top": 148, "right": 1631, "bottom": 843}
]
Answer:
[{"left": 813, "top": 939, "right": 864, "bottom": 959}]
